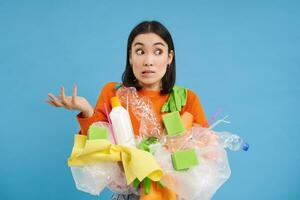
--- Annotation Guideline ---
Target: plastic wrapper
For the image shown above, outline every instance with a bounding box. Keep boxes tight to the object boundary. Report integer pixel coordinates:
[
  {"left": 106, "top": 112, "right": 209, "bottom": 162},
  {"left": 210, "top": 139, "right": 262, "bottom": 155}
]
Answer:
[
  {"left": 71, "top": 162, "right": 137, "bottom": 196},
  {"left": 150, "top": 126, "right": 231, "bottom": 200},
  {"left": 116, "top": 86, "right": 163, "bottom": 138},
  {"left": 159, "top": 125, "right": 218, "bottom": 153},
  {"left": 70, "top": 122, "right": 137, "bottom": 196}
]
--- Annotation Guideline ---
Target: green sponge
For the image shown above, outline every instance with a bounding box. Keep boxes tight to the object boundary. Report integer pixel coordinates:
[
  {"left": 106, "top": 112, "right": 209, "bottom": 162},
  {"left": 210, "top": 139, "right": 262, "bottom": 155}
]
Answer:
[
  {"left": 162, "top": 111, "right": 186, "bottom": 136},
  {"left": 171, "top": 149, "right": 199, "bottom": 171},
  {"left": 88, "top": 126, "right": 108, "bottom": 140}
]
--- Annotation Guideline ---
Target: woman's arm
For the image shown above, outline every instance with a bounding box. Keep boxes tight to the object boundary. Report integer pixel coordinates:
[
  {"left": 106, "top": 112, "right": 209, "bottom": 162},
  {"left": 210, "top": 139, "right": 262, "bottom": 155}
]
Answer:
[{"left": 76, "top": 82, "right": 117, "bottom": 135}]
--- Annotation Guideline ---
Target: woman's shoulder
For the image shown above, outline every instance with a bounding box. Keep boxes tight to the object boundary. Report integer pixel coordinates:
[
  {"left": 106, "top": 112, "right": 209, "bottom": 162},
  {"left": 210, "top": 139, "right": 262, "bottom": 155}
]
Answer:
[
  {"left": 100, "top": 82, "right": 120, "bottom": 92},
  {"left": 186, "top": 88, "right": 198, "bottom": 98},
  {"left": 98, "top": 82, "right": 121, "bottom": 98},
  {"left": 161, "top": 85, "right": 200, "bottom": 113},
  {"left": 177, "top": 86, "right": 202, "bottom": 104},
  {"left": 174, "top": 85, "right": 198, "bottom": 98}
]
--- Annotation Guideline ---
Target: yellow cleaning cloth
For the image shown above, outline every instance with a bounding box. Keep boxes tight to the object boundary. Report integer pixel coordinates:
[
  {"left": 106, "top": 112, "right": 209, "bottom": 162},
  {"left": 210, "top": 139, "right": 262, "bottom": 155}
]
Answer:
[{"left": 68, "top": 134, "right": 163, "bottom": 184}]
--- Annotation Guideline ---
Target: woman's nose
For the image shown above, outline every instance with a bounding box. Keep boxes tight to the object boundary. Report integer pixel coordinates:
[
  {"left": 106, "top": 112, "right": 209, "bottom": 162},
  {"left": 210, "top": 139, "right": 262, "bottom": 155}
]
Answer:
[
  {"left": 143, "top": 54, "right": 154, "bottom": 66},
  {"left": 144, "top": 63, "right": 153, "bottom": 66}
]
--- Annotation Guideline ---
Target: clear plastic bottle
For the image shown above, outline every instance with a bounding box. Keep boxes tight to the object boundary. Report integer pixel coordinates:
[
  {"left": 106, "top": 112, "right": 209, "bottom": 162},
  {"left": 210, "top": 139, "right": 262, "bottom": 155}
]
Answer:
[
  {"left": 217, "top": 131, "right": 249, "bottom": 151},
  {"left": 109, "top": 96, "right": 136, "bottom": 147}
]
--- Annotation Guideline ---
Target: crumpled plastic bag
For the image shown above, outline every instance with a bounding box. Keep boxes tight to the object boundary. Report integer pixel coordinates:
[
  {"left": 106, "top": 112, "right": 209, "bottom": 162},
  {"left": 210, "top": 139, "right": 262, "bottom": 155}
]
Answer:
[
  {"left": 70, "top": 122, "right": 137, "bottom": 196},
  {"left": 150, "top": 126, "right": 231, "bottom": 200},
  {"left": 116, "top": 86, "right": 163, "bottom": 138}
]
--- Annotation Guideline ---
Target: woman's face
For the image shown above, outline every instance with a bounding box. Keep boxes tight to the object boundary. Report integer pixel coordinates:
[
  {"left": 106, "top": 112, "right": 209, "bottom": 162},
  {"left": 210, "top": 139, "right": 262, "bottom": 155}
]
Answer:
[{"left": 129, "top": 33, "right": 174, "bottom": 90}]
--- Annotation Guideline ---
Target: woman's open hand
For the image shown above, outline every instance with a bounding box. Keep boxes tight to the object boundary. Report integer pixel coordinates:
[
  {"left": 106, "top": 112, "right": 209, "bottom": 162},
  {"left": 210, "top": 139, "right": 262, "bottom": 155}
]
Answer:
[{"left": 47, "top": 85, "right": 94, "bottom": 118}]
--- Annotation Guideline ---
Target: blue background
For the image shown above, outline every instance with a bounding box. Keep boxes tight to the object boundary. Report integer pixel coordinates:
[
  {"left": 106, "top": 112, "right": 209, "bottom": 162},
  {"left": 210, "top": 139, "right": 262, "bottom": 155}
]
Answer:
[{"left": 0, "top": 0, "right": 299, "bottom": 199}]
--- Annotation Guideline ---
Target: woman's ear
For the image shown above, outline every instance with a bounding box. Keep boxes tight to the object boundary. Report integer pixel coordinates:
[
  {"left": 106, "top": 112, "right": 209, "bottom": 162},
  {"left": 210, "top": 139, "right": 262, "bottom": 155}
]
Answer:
[{"left": 168, "top": 50, "right": 174, "bottom": 65}]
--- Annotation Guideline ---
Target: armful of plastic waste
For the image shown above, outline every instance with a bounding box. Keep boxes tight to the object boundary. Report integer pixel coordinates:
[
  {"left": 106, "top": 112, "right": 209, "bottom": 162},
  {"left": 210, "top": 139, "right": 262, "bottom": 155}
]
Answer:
[
  {"left": 67, "top": 84, "right": 250, "bottom": 200},
  {"left": 68, "top": 121, "right": 163, "bottom": 196}
]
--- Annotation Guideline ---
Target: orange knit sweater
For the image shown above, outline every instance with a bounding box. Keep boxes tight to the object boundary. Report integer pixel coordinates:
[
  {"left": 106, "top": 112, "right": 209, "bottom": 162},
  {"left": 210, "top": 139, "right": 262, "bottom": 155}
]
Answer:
[{"left": 77, "top": 82, "right": 209, "bottom": 135}]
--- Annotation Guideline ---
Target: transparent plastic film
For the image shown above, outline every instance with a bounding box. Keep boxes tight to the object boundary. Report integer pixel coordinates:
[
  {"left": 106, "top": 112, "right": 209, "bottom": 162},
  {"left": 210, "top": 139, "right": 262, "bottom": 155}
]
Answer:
[
  {"left": 160, "top": 124, "right": 218, "bottom": 153},
  {"left": 149, "top": 126, "right": 232, "bottom": 200},
  {"left": 69, "top": 122, "right": 137, "bottom": 196},
  {"left": 116, "top": 86, "right": 163, "bottom": 138}
]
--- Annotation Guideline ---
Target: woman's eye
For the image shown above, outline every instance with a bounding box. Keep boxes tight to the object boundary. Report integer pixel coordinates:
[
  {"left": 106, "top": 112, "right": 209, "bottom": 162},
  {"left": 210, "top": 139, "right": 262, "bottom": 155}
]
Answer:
[
  {"left": 135, "top": 49, "right": 144, "bottom": 55},
  {"left": 154, "top": 49, "right": 163, "bottom": 55}
]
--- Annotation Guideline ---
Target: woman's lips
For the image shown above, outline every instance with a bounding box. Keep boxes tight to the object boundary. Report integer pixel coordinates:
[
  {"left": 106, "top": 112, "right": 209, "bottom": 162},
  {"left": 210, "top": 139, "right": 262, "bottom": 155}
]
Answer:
[
  {"left": 141, "top": 70, "right": 155, "bottom": 77},
  {"left": 142, "top": 70, "right": 155, "bottom": 74}
]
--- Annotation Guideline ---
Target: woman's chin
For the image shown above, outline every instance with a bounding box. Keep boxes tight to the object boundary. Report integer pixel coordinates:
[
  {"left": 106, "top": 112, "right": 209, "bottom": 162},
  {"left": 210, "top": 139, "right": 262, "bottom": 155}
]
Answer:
[{"left": 138, "top": 80, "right": 161, "bottom": 90}]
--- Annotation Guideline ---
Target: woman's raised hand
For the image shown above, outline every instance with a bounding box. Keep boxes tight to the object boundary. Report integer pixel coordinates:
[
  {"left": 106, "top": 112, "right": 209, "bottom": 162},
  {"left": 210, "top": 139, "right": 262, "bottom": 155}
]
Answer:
[{"left": 47, "top": 85, "right": 94, "bottom": 118}]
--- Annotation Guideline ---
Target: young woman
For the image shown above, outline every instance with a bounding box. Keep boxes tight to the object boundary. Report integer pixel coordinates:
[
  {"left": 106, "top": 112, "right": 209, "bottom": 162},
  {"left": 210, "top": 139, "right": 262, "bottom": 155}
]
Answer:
[{"left": 47, "top": 20, "right": 209, "bottom": 200}]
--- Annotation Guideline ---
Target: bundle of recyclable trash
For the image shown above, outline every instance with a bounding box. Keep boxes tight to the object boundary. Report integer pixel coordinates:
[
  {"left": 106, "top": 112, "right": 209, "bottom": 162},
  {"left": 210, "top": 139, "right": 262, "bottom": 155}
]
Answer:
[{"left": 68, "top": 86, "right": 249, "bottom": 199}]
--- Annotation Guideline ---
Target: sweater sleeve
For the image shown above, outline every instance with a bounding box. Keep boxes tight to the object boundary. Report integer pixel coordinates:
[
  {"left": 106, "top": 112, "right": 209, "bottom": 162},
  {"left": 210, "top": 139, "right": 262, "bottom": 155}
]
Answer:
[
  {"left": 76, "top": 82, "right": 117, "bottom": 135},
  {"left": 182, "top": 89, "right": 209, "bottom": 128}
]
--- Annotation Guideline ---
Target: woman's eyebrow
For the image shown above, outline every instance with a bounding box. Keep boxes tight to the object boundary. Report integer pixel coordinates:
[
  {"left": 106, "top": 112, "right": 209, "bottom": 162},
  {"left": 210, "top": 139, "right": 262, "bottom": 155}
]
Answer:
[
  {"left": 133, "top": 42, "right": 166, "bottom": 47},
  {"left": 153, "top": 42, "right": 165, "bottom": 47},
  {"left": 133, "top": 42, "right": 144, "bottom": 47}
]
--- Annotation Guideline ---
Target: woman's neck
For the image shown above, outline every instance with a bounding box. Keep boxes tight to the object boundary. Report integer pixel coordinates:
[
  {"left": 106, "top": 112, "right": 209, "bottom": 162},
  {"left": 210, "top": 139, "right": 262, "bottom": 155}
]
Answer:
[{"left": 139, "top": 81, "right": 161, "bottom": 91}]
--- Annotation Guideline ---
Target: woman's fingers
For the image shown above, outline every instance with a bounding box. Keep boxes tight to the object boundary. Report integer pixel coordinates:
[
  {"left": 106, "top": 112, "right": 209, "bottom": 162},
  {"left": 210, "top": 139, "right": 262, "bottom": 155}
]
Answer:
[
  {"left": 60, "top": 86, "right": 66, "bottom": 101},
  {"left": 60, "top": 86, "right": 70, "bottom": 108},
  {"left": 48, "top": 93, "right": 58, "bottom": 101},
  {"left": 48, "top": 86, "right": 79, "bottom": 110},
  {"left": 48, "top": 93, "right": 64, "bottom": 106},
  {"left": 46, "top": 100, "right": 61, "bottom": 107},
  {"left": 72, "top": 84, "right": 77, "bottom": 104}
]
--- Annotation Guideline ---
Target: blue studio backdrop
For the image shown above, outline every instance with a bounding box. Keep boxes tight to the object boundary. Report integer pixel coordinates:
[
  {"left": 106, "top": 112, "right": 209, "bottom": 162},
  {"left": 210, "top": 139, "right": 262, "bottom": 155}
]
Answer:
[{"left": 0, "top": 0, "right": 299, "bottom": 199}]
